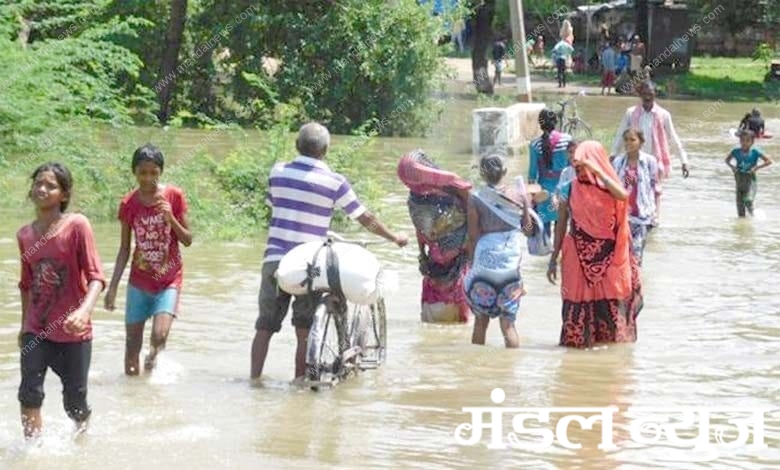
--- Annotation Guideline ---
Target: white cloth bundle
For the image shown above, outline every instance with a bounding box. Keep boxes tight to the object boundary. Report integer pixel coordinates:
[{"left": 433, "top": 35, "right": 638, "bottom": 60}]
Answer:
[{"left": 276, "top": 241, "right": 383, "bottom": 305}]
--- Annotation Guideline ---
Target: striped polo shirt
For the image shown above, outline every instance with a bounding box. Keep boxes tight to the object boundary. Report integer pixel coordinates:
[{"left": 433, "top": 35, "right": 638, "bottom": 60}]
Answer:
[{"left": 263, "top": 155, "right": 367, "bottom": 263}]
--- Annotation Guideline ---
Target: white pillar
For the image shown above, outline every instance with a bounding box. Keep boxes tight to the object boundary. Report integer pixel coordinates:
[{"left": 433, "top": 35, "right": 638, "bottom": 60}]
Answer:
[{"left": 508, "top": 0, "right": 532, "bottom": 102}]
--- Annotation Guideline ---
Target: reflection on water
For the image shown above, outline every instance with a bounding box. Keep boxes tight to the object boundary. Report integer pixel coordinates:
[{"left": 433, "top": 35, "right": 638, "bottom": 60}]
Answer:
[{"left": 0, "top": 95, "right": 778, "bottom": 468}]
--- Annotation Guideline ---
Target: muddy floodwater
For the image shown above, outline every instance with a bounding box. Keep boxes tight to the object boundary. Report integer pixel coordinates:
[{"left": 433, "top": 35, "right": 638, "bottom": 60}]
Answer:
[{"left": 1, "top": 91, "right": 779, "bottom": 469}]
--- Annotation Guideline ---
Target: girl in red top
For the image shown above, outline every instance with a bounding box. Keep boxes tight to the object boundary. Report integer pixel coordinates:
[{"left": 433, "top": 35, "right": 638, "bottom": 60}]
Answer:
[
  {"left": 17, "top": 162, "right": 105, "bottom": 439},
  {"left": 104, "top": 144, "right": 192, "bottom": 375}
]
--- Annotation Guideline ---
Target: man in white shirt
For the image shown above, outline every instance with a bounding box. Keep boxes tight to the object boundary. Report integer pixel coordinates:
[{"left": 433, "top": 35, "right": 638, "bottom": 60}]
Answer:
[
  {"left": 611, "top": 81, "right": 688, "bottom": 225},
  {"left": 611, "top": 81, "right": 690, "bottom": 179}
]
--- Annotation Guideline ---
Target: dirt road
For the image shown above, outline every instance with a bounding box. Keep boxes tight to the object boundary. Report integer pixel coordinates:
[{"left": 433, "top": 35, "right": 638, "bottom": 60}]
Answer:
[{"left": 443, "top": 57, "right": 607, "bottom": 97}]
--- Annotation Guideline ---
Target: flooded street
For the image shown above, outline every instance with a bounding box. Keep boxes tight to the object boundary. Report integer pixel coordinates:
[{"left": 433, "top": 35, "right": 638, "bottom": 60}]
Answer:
[{"left": 0, "top": 91, "right": 779, "bottom": 469}]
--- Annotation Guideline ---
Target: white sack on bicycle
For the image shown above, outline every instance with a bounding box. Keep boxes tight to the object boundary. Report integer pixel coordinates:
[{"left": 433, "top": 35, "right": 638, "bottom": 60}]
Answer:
[{"left": 276, "top": 241, "right": 383, "bottom": 305}]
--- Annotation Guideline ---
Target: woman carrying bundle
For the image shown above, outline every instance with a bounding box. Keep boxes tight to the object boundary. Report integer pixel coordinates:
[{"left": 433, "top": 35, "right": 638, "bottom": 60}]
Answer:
[
  {"left": 464, "top": 155, "right": 535, "bottom": 348},
  {"left": 397, "top": 150, "right": 472, "bottom": 323}
]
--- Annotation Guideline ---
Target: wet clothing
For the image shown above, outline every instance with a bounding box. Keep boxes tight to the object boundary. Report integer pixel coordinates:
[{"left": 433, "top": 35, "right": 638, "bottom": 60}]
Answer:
[
  {"left": 612, "top": 152, "right": 659, "bottom": 224},
  {"left": 398, "top": 151, "right": 471, "bottom": 323},
  {"left": 629, "top": 223, "right": 652, "bottom": 266},
  {"left": 730, "top": 146, "right": 765, "bottom": 217},
  {"left": 256, "top": 260, "right": 319, "bottom": 332},
  {"left": 612, "top": 152, "right": 659, "bottom": 265},
  {"left": 19, "top": 334, "right": 91, "bottom": 421},
  {"left": 465, "top": 231, "right": 523, "bottom": 321},
  {"left": 529, "top": 131, "right": 573, "bottom": 226},
  {"left": 735, "top": 172, "right": 757, "bottom": 217},
  {"left": 557, "top": 142, "right": 643, "bottom": 348},
  {"left": 125, "top": 284, "right": 179, "bottom": 324},
  {"left": 17, "top": 214, "right": 105, "bottom": 343},
  {"left": 257, "top": 155, "right": 364, "bottom": 332},
  {"left": 730, "top": 147, "right": 765, "bottom": 173},
  {"left": 464, "top": 186, "right": 526, "bottom": 321},
  {"left": 119, "top": 185, "right": 188, "bottom": 293}
]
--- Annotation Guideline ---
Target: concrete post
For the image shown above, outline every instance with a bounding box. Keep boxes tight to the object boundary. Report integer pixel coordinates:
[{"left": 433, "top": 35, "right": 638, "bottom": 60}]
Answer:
[{"left": 508, "top": 0, "right": 532, "bottom": 102}]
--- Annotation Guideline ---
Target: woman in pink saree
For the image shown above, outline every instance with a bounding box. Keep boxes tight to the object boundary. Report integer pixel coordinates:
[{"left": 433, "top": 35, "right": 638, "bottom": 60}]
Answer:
[{"left": 397, "top": 150, "right": 472, "bottom": 323}]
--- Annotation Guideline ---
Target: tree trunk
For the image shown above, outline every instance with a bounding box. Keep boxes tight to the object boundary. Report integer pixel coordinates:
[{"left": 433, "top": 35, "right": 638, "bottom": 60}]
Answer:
[
  {"left": 635, "top": 0, "right": 648, "bottom": 44},
  {"left": 157, "top": 0, "right": 188, "bottom": 123},
  {"left": 471, "top": 0, "right": 495, "bottom": 95}
]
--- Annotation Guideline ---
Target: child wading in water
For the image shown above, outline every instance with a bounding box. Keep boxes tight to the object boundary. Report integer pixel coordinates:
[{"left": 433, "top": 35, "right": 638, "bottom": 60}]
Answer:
[
  {"left": 105, "top": 144, "right": 192, "bottom": 375},
  {"left": 725, "top": 130, "right": 773, "bottom": 217},
  {"left": 464, "top": 156, "right": 533, "bottom": 348},
  {"left": 612, "top": 128, "right": 659, "bottom": 265},
  {"left": 17, "top": 163, "right": 105, "bottom": 438}
]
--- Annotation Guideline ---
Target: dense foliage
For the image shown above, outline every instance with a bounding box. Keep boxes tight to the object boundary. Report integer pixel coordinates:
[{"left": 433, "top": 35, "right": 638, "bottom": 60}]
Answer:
[
  {"left": 0, "top": 1, "right": 399, "bottom": 236},
  {"left": 0, "top": 0, "right": 447, "bottom": 137}
]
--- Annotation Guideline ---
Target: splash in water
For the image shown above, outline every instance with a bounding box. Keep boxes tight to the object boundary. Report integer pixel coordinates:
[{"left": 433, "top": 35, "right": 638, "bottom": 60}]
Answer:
[
  {"left": 1, "top": 418, "right": 82, "bottom": 462},
  {"left": 147, "top": 353, "right": 184, "bottom": 385}
]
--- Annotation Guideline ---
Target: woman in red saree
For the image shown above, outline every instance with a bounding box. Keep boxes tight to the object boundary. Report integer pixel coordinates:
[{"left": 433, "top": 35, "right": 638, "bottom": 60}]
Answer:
[
  {"left": 546, "top": 141, "right": 643, "bottom": 348},
  {"left": 398, "top": 150, "right": 472, "bottom": 323}
]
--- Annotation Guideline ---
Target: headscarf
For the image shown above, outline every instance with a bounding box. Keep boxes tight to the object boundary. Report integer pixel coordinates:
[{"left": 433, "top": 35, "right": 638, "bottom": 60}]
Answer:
[
  {"left": 569, "top": 141, "right": 630, "bottom": 287},
  {"left": 398, "top": 149, "right": 471, "bottom": 260},
  {"left": 397, "top": 149, "right": 471, "bottom": 196}
]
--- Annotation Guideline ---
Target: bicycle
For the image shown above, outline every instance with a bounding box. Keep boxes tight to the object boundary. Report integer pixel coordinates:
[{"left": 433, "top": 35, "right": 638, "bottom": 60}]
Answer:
[
  {"left": 555, "top": 92, "right": 593, "bottom": 141},
  {"left": 304, "top": 231, "right": 388, "bottom": 389}
]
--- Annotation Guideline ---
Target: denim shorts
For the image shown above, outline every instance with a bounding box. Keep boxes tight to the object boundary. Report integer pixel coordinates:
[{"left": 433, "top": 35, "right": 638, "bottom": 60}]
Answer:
[{"left": 126, "top": 283, "right": 179, "bottom": 325}]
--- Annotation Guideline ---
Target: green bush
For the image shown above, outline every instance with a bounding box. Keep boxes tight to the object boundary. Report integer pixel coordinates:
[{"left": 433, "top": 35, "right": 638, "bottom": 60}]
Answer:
[{"left": 268, "top": 0, "right": 446, "bottom": 137}]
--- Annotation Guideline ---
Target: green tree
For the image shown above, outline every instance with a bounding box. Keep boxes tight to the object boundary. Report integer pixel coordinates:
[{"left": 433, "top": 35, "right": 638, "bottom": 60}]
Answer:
[
  {"left": 263, "top": 0, "right": 446, "bottom": 135},
  {"left": 0, "top": 0, "right": 155, "bottom": 148}
]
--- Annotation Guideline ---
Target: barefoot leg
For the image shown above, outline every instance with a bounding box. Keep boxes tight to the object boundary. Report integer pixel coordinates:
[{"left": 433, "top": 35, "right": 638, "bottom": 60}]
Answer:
[
  {"left": 21, "top": 407, "right": 42, "bottom": 439},
  {"left": 499, "top": 318, "right": 519, "bottom": 348},
  {"left": 125, "top": 322, "right": 144, "bottom": 376},
  {"left": 471, "top": 315, "right": 490, "bottom": 345},
  {"left": 147, "top": 313, "right": 174, "bottom": 372}
]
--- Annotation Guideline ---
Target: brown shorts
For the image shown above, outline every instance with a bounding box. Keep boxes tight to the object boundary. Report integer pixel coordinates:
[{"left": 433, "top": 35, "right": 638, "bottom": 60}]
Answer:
[{"left": 255, "top": 261, "right": 320, "bottom": 333}]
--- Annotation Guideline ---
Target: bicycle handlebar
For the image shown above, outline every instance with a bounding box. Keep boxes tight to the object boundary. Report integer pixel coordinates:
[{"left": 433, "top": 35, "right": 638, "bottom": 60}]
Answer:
[
  {"left": 557, "top": 91, "right": 586, "bottom": 107},
  {"left": 326, "top": 231, "right": 390, "bottom": 247},
  {"left": 558, "top": 97, "right": 577, "bottom": 107}
]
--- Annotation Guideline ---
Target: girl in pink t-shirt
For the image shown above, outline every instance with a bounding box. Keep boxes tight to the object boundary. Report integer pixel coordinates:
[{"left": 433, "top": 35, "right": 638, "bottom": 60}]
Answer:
[
  {"left": 17, "top": 162, "right": 105, "bottom": 439},
  {"left": 104, "top": 144, "right": 192, "bottom": 376}
]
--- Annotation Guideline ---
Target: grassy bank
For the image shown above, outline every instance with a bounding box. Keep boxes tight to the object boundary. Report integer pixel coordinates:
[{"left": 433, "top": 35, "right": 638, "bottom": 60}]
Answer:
[
  {"left": 528, "top": 56, "right": 778, "bottom": 101},
  {"left": 661, "top": 57, "right": 778, "bottom": 102},
  {"left": 0, "top": 120, "right": 385, "bottom": 241}
]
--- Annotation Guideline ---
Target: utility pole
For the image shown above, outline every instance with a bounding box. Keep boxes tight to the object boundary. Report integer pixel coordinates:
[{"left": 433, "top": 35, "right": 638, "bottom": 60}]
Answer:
[{"left": 508, "top": 0, "right": 532, "bottom": 102}]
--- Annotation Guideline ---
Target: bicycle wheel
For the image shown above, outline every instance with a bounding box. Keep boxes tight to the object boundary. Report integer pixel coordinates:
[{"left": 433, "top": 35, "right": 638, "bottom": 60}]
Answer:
[
  {"left": 566, "top": 119, "right": 593, "bottom": 141},
  {"left": 349, "top": 297, "right": 387, "bottom": 367},
  {"left": 350, "top": 303, "right": 369, "bottom": 351},
  {"left": 306, "top": 300, "right": 347, "bottom": 382},
  {"left": 372, "top": 297, "right": 387, "bottom": 364}
]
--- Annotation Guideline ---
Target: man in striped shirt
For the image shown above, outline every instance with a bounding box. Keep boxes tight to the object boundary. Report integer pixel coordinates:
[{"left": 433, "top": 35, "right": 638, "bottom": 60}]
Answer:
[{"left": 251, "top": 122, "right": 408, "bottom": 381}]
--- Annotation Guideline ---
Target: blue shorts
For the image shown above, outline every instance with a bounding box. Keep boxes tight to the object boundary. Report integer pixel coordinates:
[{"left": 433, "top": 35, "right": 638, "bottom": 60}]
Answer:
[{"left": 126, "top": 284, "right": 179, "bottom": 325}]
